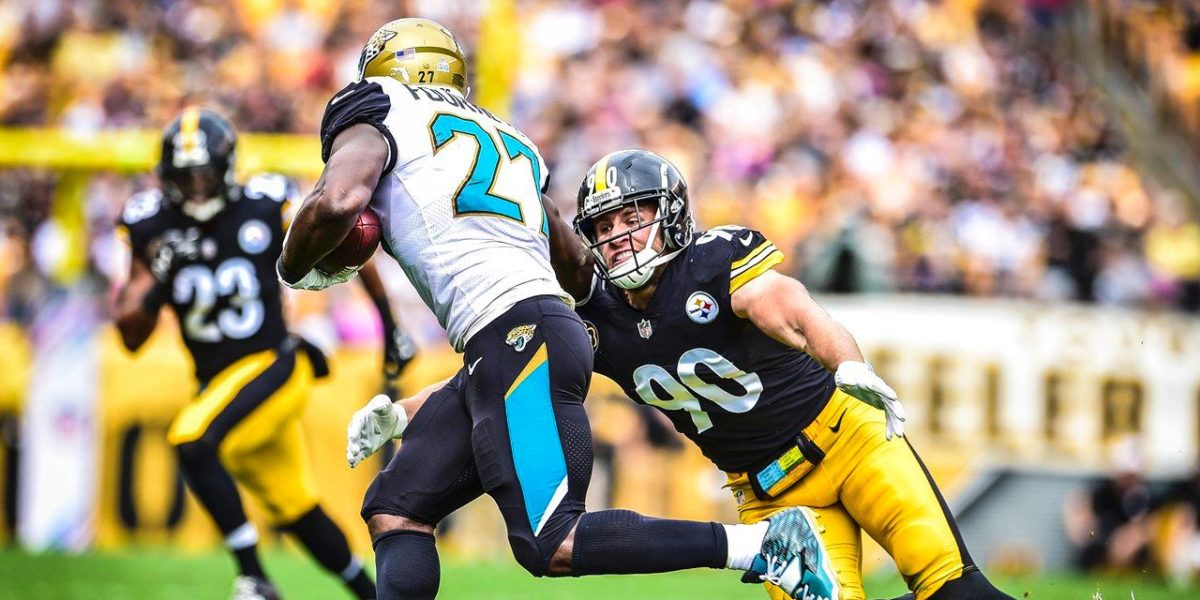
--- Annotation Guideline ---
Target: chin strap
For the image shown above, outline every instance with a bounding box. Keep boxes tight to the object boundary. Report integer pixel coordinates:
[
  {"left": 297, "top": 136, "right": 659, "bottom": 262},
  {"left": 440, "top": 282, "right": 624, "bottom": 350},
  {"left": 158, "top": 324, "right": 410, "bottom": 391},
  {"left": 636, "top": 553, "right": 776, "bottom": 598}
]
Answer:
[
  {"left": 183, "top": 197, "right": 226, "bottom": 222},
  {"left": 611, "top": 245, "right": 684, "bottom": 290}
]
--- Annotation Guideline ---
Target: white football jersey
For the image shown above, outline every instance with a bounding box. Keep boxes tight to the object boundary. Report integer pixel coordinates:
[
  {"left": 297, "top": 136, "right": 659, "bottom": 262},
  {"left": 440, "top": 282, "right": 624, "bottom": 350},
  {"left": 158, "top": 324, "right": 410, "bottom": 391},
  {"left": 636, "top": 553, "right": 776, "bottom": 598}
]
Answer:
[{"left": 320, "top": 77, "right": 568, "bottom": 350}]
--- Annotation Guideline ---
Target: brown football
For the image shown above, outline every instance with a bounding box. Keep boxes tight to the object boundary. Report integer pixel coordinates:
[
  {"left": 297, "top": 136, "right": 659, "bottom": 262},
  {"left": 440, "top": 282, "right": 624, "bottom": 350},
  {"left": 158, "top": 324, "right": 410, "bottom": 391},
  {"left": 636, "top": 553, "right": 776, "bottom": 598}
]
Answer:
[{"left": 316, "top": 208, "right": 382, "bottom": 273}]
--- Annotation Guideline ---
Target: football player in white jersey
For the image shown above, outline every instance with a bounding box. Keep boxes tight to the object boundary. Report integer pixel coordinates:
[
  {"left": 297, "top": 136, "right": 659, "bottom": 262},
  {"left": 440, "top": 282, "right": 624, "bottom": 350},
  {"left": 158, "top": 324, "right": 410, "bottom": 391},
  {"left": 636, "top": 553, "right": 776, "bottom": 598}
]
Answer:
[{"left": 278, "top": 18, "right": 834, "bottom": 600}]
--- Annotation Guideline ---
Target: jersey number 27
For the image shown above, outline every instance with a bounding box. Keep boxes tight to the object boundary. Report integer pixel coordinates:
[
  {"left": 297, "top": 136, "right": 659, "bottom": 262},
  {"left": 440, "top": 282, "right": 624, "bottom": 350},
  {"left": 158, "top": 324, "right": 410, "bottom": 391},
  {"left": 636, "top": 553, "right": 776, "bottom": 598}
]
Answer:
[{"left": 429, "top": 113, "right": 548, "bottom": 235}]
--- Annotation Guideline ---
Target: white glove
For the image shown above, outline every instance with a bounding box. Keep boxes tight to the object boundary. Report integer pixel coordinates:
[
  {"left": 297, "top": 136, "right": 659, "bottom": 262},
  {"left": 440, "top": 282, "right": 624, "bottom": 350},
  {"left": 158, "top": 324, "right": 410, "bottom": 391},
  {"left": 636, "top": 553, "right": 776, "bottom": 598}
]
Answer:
[
  {"left": 834, "top": 361, "right": 906, "bottom": 440},
  {"left": 346, "top": 394, "right": 409, "bottom": 468},
  {"left": 279, "top": 264, "right": 360, "bottom": 291}
]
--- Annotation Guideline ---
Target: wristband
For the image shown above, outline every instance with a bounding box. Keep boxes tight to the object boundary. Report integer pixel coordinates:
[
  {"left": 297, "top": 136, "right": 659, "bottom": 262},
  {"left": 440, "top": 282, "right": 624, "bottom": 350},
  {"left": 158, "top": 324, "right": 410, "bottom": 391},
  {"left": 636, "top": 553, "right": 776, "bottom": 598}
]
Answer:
[
  {"left": 141, "top": 281, "right": 170, "bottom": 314},
  {"left": 276, "top": 256, "right": 306, "bottom": 285}
]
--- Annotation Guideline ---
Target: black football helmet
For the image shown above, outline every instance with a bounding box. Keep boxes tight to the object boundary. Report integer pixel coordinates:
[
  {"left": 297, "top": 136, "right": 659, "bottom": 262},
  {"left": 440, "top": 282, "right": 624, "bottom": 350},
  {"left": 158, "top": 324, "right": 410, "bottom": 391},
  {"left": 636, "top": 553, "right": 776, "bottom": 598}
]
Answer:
[
  {"left": 574, "top": 149, "right": 694, "bottom": 289},
  {"left": 157, "top": 107, "right": 238, "bottom": 222}
]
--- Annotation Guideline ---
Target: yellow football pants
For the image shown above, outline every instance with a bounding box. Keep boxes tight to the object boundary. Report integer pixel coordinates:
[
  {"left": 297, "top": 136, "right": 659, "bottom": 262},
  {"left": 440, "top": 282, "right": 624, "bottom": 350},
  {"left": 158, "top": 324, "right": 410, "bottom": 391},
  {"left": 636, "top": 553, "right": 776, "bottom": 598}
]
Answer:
[
  {"left": 167, "top": 347, "right": 319, "bottom": 525},
  {"left": 728, "top": 390, "right": 967, "bottom": 600}
]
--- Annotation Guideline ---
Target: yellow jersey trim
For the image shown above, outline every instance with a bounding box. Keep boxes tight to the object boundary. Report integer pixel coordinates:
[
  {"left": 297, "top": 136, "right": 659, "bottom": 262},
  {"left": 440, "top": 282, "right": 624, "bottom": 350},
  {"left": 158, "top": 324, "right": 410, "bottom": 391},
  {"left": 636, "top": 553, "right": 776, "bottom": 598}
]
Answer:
[
  {"left": 731, "top": 240, "right": 775, "bottom": 270},
  {"left": 730, "top": 249, "right": 784, "bottom": 293}
]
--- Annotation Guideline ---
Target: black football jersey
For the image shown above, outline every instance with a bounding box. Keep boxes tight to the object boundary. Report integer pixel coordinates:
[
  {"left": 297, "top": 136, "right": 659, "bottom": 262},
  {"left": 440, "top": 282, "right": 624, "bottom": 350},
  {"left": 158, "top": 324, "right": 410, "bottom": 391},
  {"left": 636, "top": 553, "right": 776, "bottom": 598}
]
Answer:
[
  {"left": 576, "top": 226, "right": 835, "bottom": 473},
  {"left": 118, "top": 174, "right": 297, "bottom": 383}
]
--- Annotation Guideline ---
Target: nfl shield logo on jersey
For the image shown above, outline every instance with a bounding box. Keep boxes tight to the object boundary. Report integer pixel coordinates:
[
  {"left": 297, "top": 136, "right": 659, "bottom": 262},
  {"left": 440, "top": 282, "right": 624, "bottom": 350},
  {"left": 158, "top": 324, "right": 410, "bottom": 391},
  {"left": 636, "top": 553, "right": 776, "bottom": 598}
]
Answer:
[
  {"left": 637, "top": 319, "right": 653, "bottom": 339},
  {"left": 686, "top": 291, "right": 719, "bottom": 324},
  {"left": 505, "top": 324, "right": 537, "bottom": 352}
]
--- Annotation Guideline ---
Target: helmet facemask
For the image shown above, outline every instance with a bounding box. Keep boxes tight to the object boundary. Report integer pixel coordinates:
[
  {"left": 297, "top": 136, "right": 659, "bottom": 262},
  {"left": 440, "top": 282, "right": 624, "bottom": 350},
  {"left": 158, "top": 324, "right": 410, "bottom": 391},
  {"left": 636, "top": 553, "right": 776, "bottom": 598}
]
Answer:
[
  {"left": 577, "top": 190, "right": 690, "bottom": 290},
  {"left": 162, "top": 164, "right": 233, "bottom": 222}
]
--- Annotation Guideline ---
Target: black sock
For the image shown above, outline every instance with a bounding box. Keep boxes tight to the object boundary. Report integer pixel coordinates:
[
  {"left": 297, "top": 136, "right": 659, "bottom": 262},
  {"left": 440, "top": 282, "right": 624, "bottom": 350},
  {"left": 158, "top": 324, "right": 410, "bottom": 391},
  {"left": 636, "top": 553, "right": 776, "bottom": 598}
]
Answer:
[
  {"left": 570, "top": 509, "right": 727, "bottom": 575},
  {"left": 283, "top": 506, "right": 374, "bottom": 599},
  {"left": 233, "top": 545, "right": 265, "bottom": 578},
  {"left": 175, "top": 441, "right": 264, "bottom": 578},
  {"left": 374, "top": 530, "right": 439, "bottom": 600},
  {"left": 927, "top": 569, "right": 1015, "bottom": 600}
]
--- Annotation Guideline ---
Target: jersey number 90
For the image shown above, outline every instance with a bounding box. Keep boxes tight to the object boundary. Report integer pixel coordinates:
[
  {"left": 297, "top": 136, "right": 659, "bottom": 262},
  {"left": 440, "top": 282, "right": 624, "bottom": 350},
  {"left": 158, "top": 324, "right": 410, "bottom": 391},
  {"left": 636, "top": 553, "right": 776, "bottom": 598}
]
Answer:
[
  {"left": 429, "top": 113, "right": 547, "bottom": 235},
  {"left": 633, "top": 348, "right": 762, "bottom": 434}
]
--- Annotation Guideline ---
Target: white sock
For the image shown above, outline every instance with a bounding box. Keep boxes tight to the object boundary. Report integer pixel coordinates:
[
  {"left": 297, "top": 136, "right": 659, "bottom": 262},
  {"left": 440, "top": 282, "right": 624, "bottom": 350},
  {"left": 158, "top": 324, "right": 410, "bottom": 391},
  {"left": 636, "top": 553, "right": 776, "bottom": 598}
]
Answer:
[
  {"left": 723, "top": 521, "right": 769, "bottom": 570},
  {"left": 225, "top": 522, "right": 259, "bottom": 551}
]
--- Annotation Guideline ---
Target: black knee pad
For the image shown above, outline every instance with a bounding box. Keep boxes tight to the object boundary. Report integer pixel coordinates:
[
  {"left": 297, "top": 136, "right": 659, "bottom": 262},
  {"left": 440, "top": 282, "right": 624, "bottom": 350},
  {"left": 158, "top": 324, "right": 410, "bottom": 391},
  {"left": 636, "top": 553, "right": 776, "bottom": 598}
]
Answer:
[
  {"left": 509, "top": 534, "right": 553, "bottom": 577},
  {"left": 507, "top": 511, "right": 583, "bottom": 578}
]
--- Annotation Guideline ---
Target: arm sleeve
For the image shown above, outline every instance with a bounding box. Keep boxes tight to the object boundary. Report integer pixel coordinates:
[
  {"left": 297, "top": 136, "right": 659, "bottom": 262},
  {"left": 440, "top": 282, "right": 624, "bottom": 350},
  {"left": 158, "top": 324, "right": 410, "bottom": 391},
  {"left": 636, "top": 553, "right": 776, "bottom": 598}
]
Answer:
[{"left": 320, "top": 79, "right": 399, "bottom": 174}]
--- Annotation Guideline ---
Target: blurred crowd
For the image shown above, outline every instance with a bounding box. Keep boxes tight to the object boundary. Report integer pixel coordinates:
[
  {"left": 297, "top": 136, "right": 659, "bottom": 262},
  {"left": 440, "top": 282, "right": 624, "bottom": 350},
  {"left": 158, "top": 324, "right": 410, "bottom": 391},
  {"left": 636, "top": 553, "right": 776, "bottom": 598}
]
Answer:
[
  {"left": 2, "top": 0, "right": 1200, "bottom": 338},
  {"left": 1093, "top": 0, "right": 1200, "bottom": 149},
  {"left": 507, "top": 0, "right": 1200, "bottom": 310}
]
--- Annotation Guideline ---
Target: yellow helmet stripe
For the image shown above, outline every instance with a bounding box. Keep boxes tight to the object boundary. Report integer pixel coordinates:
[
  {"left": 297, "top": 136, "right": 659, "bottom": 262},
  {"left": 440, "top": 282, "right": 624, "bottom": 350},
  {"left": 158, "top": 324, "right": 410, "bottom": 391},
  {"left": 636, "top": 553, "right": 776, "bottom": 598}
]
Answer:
[
  {"left": 592, "top": 152, "right": 614, "bottom": 192},
  {"left": 180, "top": 106, "right": 201, "bottom": 152}
]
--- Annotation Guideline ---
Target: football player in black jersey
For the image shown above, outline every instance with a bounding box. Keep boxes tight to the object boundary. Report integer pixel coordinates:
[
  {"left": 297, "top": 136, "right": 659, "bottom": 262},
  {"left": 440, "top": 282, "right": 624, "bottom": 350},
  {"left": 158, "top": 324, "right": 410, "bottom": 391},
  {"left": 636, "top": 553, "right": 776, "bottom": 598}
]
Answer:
[
  {"left": 114, "top": 107, "right": 415, "bottom": 600},
  {"left": 535, "top": 149, "right": 1010, "bottom": 600},
  {"left": 340, "top": 155, "right": 1007, "bottom": 599}
]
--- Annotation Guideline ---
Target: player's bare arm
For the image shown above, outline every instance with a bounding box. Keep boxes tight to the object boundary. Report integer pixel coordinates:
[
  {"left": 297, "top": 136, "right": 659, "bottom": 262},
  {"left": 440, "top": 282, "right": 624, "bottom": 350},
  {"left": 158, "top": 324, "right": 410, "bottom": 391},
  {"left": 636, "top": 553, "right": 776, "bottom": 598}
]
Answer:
[
  {"left": 277, "top": 124, "right": 388, "bottom": 285},
  {"left": 732, "top": 269, "right": 907, "bottom": 438},
  {"left": 542, "top": 194, "right": 593, "bottom": 300},
  {"left": 113, "top": 255, "right": 163, "bottom": 352},
  {"left": 730, "top": 270, "right": 863, "bottom": 369}
]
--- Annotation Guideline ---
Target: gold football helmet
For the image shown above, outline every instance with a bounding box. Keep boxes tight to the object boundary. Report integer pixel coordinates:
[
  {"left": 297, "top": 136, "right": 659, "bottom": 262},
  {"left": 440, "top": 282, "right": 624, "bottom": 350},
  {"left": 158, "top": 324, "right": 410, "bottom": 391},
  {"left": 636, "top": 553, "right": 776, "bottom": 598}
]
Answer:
[{"left": 356, "top": 18, "right": 468, "bottom": 95}]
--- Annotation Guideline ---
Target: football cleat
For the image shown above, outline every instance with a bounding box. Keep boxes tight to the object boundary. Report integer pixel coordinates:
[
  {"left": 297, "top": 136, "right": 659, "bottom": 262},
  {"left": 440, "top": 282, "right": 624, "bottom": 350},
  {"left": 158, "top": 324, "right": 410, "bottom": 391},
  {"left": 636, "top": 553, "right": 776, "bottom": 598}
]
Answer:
[
  {"left": 742, "top": 507, "right": 840, "bottom": 600},
  {"left": 230, "top": 575, "right": 281, "bottom": 600}
]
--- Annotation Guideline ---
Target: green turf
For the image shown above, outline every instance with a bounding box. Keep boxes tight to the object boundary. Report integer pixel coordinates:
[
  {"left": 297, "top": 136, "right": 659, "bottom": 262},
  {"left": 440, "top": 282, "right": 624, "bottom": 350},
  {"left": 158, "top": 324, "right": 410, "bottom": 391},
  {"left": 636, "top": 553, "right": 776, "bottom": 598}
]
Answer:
[{"left": 0, "top": 547, "right": 1192, "bottom": 599}]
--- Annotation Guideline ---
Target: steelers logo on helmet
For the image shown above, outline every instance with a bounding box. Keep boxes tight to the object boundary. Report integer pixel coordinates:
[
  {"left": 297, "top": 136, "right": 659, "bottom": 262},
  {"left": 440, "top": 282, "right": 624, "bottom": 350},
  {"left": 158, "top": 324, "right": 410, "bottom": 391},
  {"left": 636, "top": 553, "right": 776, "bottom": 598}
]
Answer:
[
  {"left": 574, "top": 149, "right": 695, "bottom": 290},
  {"left": 685, "top": 291, "right": 719, "bottom": 324}
]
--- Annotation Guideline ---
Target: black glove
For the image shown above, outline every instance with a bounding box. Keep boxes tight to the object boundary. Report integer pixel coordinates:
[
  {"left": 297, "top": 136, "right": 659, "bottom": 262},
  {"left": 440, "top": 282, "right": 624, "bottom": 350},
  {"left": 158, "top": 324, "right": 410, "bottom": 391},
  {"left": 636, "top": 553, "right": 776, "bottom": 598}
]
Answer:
[
  {"left": 149, "top": 241, "right": 177, "bottom": 284},
  {"left": 148, "top": 230, "right": 200, "bottom": 283},
  {"left": 383, "top": 327, "right": 417, "bottom": 379}
]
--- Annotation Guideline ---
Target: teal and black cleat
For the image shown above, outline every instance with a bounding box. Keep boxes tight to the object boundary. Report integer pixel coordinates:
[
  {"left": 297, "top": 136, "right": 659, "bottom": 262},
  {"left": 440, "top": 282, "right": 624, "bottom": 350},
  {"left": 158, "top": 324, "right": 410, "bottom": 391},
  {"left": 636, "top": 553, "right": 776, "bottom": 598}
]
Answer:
[{"left": 741, "top": 507, "right": 840, "bottom": 600}]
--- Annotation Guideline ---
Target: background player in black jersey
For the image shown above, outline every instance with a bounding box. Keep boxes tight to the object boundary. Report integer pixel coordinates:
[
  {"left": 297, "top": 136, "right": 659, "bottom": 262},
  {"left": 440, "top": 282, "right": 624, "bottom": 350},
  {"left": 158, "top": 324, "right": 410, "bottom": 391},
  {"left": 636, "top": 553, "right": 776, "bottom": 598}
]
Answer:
[{"left": 114, "top": 107, "right": 415, "bottom": 600}]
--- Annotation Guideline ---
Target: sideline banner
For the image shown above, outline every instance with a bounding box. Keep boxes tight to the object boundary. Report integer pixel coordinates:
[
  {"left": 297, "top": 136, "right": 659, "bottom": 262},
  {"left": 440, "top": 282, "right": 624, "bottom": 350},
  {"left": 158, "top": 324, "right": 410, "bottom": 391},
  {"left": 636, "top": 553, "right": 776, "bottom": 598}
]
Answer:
[{"left": 18, "top": 287, "right": 103, "bottom": 551}]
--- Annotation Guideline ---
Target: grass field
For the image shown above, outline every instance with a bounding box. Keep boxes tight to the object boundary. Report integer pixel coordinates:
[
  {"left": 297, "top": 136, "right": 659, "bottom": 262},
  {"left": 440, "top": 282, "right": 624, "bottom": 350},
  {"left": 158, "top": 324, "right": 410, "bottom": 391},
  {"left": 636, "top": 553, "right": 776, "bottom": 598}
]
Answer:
[{"left": 0, "top": 547, "right": 1192, "bottom": 599}]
